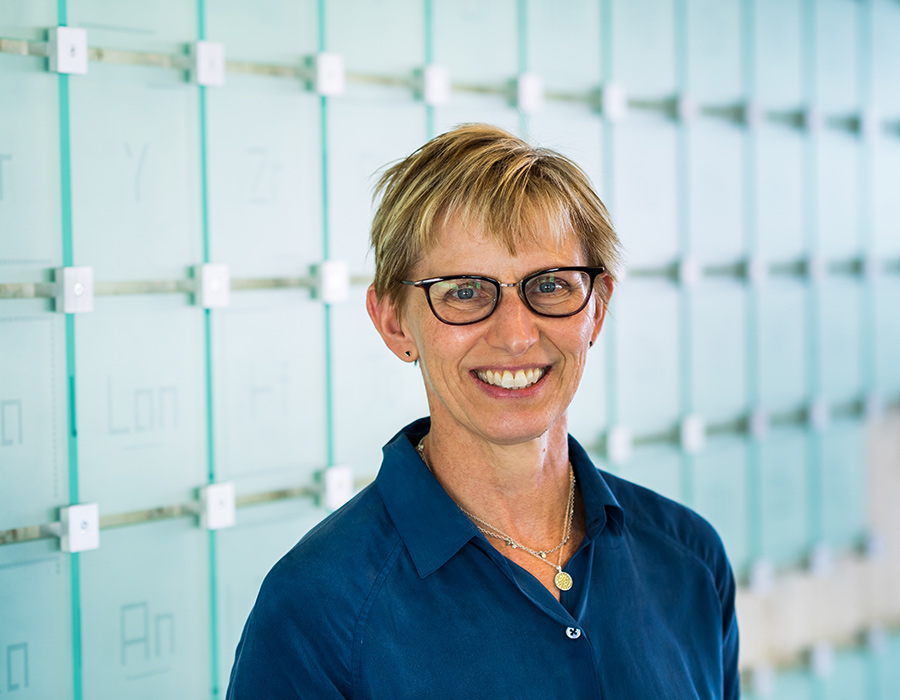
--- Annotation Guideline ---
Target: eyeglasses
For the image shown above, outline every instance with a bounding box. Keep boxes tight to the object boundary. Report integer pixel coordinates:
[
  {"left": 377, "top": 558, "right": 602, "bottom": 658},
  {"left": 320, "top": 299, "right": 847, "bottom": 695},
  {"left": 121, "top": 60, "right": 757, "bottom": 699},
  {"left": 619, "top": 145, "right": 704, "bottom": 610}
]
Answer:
[{"left": 401, "top": 266, "right": 606, "bottom": 326}]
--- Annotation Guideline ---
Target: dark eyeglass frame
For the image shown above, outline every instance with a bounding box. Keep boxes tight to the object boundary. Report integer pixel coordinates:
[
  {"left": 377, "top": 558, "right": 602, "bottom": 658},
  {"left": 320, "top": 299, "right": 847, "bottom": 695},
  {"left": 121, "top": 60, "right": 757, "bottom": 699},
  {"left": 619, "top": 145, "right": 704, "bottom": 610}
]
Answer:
[{"left": 401, "top": 266, "right": 607, "bottom": 326}]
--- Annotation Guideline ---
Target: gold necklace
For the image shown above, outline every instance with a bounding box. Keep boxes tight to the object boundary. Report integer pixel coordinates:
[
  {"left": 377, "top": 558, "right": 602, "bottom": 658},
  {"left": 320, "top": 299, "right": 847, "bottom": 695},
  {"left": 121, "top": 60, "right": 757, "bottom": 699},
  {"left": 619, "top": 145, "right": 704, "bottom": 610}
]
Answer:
[{"left": 416, "top": 436, "right": 576, "bottom": 592}]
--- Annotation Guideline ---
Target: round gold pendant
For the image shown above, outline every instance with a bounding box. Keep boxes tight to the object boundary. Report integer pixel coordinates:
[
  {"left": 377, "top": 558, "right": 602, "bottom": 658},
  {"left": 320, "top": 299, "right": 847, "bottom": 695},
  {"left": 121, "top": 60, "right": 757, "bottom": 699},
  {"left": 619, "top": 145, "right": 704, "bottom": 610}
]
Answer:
[{"left": 554, "top": 570, "right": 573, "bottom": 591}]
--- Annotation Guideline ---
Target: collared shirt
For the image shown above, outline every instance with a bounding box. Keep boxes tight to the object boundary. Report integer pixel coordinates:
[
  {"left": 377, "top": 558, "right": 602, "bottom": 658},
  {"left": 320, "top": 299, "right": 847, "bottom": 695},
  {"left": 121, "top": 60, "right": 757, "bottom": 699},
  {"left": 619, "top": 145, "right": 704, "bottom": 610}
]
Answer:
[{"left": 227, "top": 418, "right": 739, "bottom": 699}]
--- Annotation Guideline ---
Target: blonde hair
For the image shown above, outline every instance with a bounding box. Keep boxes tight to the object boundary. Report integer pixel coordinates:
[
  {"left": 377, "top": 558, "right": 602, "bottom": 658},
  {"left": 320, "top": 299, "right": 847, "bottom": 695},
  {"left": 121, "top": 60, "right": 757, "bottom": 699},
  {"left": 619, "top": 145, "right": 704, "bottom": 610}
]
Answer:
[{"left": 370, "top": 124, "right": 620, "bottom": 313}]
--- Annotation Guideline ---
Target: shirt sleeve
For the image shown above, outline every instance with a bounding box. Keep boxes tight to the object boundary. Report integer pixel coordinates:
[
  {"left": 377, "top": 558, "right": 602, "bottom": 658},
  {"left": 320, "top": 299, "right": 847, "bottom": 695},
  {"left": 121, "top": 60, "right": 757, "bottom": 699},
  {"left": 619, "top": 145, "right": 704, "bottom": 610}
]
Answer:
[
  {"left": 719, "top": 554, "right": 740, "bottom": 700},
  {"left": 226, "top": 569, "right": 353, "bottom": 699}
]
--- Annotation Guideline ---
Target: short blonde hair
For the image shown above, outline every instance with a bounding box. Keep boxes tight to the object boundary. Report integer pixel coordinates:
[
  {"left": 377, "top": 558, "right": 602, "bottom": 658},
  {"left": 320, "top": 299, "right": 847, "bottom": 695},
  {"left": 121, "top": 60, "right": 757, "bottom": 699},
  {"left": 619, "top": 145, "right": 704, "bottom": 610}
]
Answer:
[{"left": 370, "top": 124, "right": 620, "bottom": 312}]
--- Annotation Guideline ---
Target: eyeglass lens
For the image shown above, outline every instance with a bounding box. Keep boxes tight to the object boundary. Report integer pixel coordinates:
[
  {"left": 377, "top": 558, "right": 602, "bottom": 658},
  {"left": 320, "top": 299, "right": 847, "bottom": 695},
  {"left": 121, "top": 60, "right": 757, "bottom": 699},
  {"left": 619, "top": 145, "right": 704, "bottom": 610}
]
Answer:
[{"left": 427, "top": 270, "right": 593, "bottom": 324}]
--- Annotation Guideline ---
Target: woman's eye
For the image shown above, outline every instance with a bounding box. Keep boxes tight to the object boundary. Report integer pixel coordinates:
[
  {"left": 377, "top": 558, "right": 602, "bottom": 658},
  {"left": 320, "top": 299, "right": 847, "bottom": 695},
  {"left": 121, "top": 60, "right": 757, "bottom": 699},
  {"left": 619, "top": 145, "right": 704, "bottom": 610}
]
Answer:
[
  {"left": 538, "top": 280, "right": 559, "bottom": 293},
  {"left": 454, "top": 287, "right": 476, "bottom": 300}
]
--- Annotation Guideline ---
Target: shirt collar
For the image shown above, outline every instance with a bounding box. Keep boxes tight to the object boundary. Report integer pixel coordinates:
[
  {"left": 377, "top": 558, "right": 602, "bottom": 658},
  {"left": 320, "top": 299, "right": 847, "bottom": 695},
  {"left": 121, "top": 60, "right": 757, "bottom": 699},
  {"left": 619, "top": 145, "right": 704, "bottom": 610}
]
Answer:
[{"left": 376, "top": 418, "right": 625, "bottom": 579}]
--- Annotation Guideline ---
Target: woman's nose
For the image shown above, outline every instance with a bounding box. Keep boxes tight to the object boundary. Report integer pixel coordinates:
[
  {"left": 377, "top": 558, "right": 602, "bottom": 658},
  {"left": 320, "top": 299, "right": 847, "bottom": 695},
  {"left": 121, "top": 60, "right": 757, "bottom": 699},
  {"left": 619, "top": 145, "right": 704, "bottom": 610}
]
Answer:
[{"left": 485, "top": 286, "right": 540, "bottom": 355}]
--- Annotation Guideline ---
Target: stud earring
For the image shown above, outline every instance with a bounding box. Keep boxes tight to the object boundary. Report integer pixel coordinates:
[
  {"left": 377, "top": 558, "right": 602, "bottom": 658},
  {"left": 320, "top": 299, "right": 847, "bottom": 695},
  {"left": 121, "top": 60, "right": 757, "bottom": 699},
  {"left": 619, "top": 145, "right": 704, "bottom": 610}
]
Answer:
[
  {"left": 589, "top": 341, "right": 593, "bottom": 348},
  {"left": 405, "top": 351, "right": 411, "bottom": 357}
]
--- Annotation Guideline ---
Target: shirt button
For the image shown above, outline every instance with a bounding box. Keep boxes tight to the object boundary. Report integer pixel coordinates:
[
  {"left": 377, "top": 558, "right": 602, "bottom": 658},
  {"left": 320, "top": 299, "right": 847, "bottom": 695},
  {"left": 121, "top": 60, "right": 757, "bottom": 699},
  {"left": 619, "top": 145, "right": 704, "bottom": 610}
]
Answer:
[{"left": 566, "top": 627, "right": 582, "bottom": 640}]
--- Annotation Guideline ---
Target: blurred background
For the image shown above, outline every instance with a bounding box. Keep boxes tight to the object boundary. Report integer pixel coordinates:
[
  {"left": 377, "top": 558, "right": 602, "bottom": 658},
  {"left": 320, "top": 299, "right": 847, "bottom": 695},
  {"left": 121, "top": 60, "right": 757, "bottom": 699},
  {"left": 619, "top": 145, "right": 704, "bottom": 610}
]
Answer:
[{"left": 1, "top": 0, "right": 899, "bottom": 698}]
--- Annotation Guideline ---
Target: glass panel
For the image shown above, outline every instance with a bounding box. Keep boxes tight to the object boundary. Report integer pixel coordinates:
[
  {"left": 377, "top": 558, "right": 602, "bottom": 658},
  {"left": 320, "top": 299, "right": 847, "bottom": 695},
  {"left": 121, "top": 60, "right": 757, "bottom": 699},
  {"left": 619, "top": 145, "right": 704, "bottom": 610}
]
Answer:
[
  {"left": 822, "top": 648, "right": 868, "bottom": 700},
  {"left": 818, "top": 278, "right": 862, "bottom": 403},
  {"left": 756, "top": 125, "right": 805, "bottom": 262},
  {"left": 755, "top": 0, "right": 803, "bottom": 109},
  {"left": 820, "top": 423, "right": 866, "bottom": 549},
  {"left": 692, "top": 437, "right": 749, "bottom": 572},
  {"left": 687, "top": 0, "right": 741, "bottom": 104},
  {"left": 332, "top": 285, "right": 427, "bottom": 477},
  {"left": 80, "top": 519, "right": 210, "bottom": 700},
  {"left": 874, "top": 277, "right": 900, "bottom": 396},
  {"left": 76, "top": 297, "right": 208, "bottom": 513},
  {"left": 611, "top": 0, "right": 676, "bottom": 95},
  {"left": 689, "top": 122, "right": 744, "bottom": 263},
  {"left": 0, "top": 55, "right": 61, "bottom": 283},
  {"left": 613, "top": 117, "right": 679, "bottom": 268},
  {"left": 815, "top": 0, "right": 858, "bottom": 114},
  {"left": 207, "top": 0, "right": 317, "bottom": 63},
  {"left": 206, "top": 80, "right": 322, "bottom": 277},
  {"left": 817, "top": 131, "right": 860, "bottom": 261},
  {"left": 69, "top": 0, "right": 195, "bottom": 54},
  {"left": 212, "top": 291, "right": 328, "bottom": 494},
  {"left": 527, "top": 0, "right": 601, "bottom": 92},
  {"left": 759, "top": 278, "right": 806, "bottom": 413},
  {"left": 0, "top": 308, "right": 68, "bottom": 530},
  {"left": 328, "top": 86, "right": 427, "bottom": 274},
  {"left": 770, "top": 668, "right": 814, "bottom": 700},
  {"left": 691, "top": 280, "right": 746, "bottom": 420},
  {"left": 618, "top": 445, "right": 681, "bottom": 504},
  {"left": 433, "top": 0, "right": 517, "bottom": 85},
  {"left": 68, "top": 63, "right": 202, "bottom": 280},
  {"left": 615, "top": 280, "right": 680, "bottom": 433},
  {"left": 329, "top": 0, "right": 423, "bottom": 74},
  {"left": 0, "top": 540, "right": 73, "bottom": 700},
  {"left": 216, "top": 498, "right": 328, "bottom": 693},
  {"left": 759, "top": 429, "right": 810, "bottom": 565},
  {"left": 872, "top": 137, "right": 900, "bottom": 259}
]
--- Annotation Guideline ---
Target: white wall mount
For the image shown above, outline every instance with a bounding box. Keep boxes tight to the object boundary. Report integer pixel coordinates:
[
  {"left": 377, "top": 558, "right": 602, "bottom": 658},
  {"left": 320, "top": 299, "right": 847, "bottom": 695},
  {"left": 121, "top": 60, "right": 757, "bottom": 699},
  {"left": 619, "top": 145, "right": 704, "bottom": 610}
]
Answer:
[
  {"left": 680, "top": 415, "right": 706, "bottom": 454},
  {"left": 802, "top": 105, "right": 823, "bottom": 134},
  {"left": 49, "top": 26, "right": 88, "bottom": 75},
  {"left": 515, "top": 73, "right": 544, "bottom": 114},
  {"left": 808, "top": 542, "right": 834, "bottom": 578},
  {"left": 201, "top": 482, "right": 236, "bottom": 530},
  {"left": 596, "top": 83, "right": 627, "bottom": 121},
  {"left": 55, "top": 266, "right": 94, "bottom": 313},
  {"left": 320, "top": 465, "right": 354, "bottom": 511},
  {"left": 675, "top": 94, "right": 697, "bottom": 123},
  {"left": 311, "top": 53, "right": 345, "bottom": 96},
  {"left": 810, "top": 643, "right": 835, "bottom": 678},
  {"left": 742, "top": 101, "right": 763, "bottom": 130},
  {"left": 314, "top": 259, "right": 350, "bottom": 304},
  {"left": 192, "top": 41, "right": 226, "bottom": 86},
  {"left": 748, "top": 558, "right": 774, "bottom": 594},
  {"left": 53, "top": 503, "right": 100, "bottom": 552},
  {"left": 749, "top": 665, "right": 775, "bottom": 698},
  {"left": 418, "top": 64, "right": 450, "bottom": 106},
  {"left": 805, "top": 254, "right": 826, "bottom": 284},
  {"left": 745, "top": 256, "right": 767, "bottom": 286},
  {"left": 678, "top": 256, "right": 702, "bottom": 289},
  {"left": 194, "top": 263, "right": 230, "bottom": 308},
  {"left": 606, "top": 425, "right": 632, "bottom": 465},
  {"left": 749, "top": 409, "right": 769, "bottom": 441},
  {"left": 808, "top": 398, "right": 829, "bottom": 432}
]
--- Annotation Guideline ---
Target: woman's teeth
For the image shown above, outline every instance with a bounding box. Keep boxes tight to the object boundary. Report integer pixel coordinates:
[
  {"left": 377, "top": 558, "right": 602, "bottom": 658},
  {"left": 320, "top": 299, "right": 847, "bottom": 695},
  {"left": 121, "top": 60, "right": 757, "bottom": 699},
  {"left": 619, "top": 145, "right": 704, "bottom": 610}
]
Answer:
[{"left": 476, "top": 368, "right": 545, "bottom": 390}]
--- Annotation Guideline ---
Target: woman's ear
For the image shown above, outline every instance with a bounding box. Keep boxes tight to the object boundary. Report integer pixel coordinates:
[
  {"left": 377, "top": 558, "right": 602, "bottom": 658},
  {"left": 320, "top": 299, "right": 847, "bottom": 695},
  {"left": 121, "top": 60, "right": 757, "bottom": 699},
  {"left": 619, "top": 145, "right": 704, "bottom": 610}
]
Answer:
[
  {"left": 366, "top": 285, "right": 417, "bottom": 362},
  {"left": 589, "top": 275, "right": 614, "bottom": 346}
]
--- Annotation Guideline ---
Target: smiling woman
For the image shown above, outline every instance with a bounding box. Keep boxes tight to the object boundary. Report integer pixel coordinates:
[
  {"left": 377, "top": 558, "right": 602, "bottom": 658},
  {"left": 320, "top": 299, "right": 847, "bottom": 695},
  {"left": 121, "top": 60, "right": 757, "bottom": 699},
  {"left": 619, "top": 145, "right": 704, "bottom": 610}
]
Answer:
[{"left": 226, "top": 125, "right": 740, "bottom": 700}]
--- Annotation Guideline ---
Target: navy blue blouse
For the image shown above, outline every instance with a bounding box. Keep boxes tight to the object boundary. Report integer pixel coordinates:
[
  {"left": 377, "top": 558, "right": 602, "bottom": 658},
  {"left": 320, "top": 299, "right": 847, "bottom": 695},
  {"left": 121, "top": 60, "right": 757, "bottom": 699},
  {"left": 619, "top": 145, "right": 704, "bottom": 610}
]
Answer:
[{"left": 227, "top": 418, "right": 739, "bottom": 699}]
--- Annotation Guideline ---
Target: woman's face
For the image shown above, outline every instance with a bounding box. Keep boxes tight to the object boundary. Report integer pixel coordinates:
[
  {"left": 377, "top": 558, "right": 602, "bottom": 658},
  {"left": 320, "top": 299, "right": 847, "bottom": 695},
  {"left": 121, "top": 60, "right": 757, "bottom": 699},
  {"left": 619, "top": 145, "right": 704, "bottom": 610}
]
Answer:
[{"left": 372, "top": 215, "right": 610, "bottom": 448}]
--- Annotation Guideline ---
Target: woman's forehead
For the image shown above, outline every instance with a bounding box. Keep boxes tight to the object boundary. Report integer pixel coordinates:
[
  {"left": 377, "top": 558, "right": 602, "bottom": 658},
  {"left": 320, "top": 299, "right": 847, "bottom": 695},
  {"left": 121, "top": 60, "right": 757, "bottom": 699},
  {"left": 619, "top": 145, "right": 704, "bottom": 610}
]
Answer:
[{"left": 417, "top": 214, "right": 585, "bottom": 275}]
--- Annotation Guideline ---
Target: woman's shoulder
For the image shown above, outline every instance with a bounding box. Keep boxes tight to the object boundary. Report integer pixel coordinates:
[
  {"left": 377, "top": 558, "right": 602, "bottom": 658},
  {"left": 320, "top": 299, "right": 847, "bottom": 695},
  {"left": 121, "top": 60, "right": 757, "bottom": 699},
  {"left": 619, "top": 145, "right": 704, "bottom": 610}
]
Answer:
[{"left": 598, "top": 468, "right": 732, "bottom": 581}]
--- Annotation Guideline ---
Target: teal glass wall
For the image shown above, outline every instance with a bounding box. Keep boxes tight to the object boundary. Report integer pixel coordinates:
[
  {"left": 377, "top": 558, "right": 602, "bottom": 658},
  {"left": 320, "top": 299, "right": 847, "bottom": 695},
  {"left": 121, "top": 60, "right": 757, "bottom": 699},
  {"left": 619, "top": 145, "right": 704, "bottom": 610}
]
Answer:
[{"left": 1, "top": 1, "right": 899, "bottom": 698}]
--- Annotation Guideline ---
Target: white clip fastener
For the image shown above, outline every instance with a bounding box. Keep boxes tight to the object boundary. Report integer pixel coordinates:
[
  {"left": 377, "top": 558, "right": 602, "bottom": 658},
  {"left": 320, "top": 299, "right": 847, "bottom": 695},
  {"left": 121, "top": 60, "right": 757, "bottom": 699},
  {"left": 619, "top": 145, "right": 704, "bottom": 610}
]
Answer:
[
  {"left": 314, "top": 260, "right": 350, "bottom": 304},
  {"left": 195, "top": 263, "right": 230, "bottom": 308},
  {"left": 49, "top": 503, "right": 100, "bottom": 552},
  {"left": 200, "top": 482, "right": 236, "bottom": 530},
  {"left": 515, "top": 73, "right": 544, "bottom": 114},
  {"left": 192, "top": 41, "right": 226, "bottom": 86},
  {"left": 419, "top": 64, "right": 451, "bottom": 106},
  {"left": 312, "top": 53, "right": 344, "bottom": 96},
  {"left": 55, "top": 266, "right": 94, "bottom": 313},
  {"left": 49, "top": 27, "right": 88, "bottom": 75},
  {"left": 606, "top": 426, "right": 632, "bottom": 465},
  {"left": 320, "top": 465, "right": 354, "bottom": 511}
]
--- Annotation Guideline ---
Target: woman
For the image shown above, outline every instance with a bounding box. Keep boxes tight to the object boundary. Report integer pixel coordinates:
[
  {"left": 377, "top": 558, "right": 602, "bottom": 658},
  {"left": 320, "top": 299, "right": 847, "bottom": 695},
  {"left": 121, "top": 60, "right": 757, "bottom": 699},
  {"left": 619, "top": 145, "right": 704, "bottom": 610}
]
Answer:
[{"left": 227, "top": 124, "right": 739, "bottom": 699}]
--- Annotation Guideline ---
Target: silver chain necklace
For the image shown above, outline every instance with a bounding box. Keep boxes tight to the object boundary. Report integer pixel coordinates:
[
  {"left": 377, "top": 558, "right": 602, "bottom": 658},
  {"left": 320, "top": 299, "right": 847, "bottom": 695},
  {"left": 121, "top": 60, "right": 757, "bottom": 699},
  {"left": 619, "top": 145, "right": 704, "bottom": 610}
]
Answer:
[{"left": 416, "top": 436, "right": 576, "bottom": 592}]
